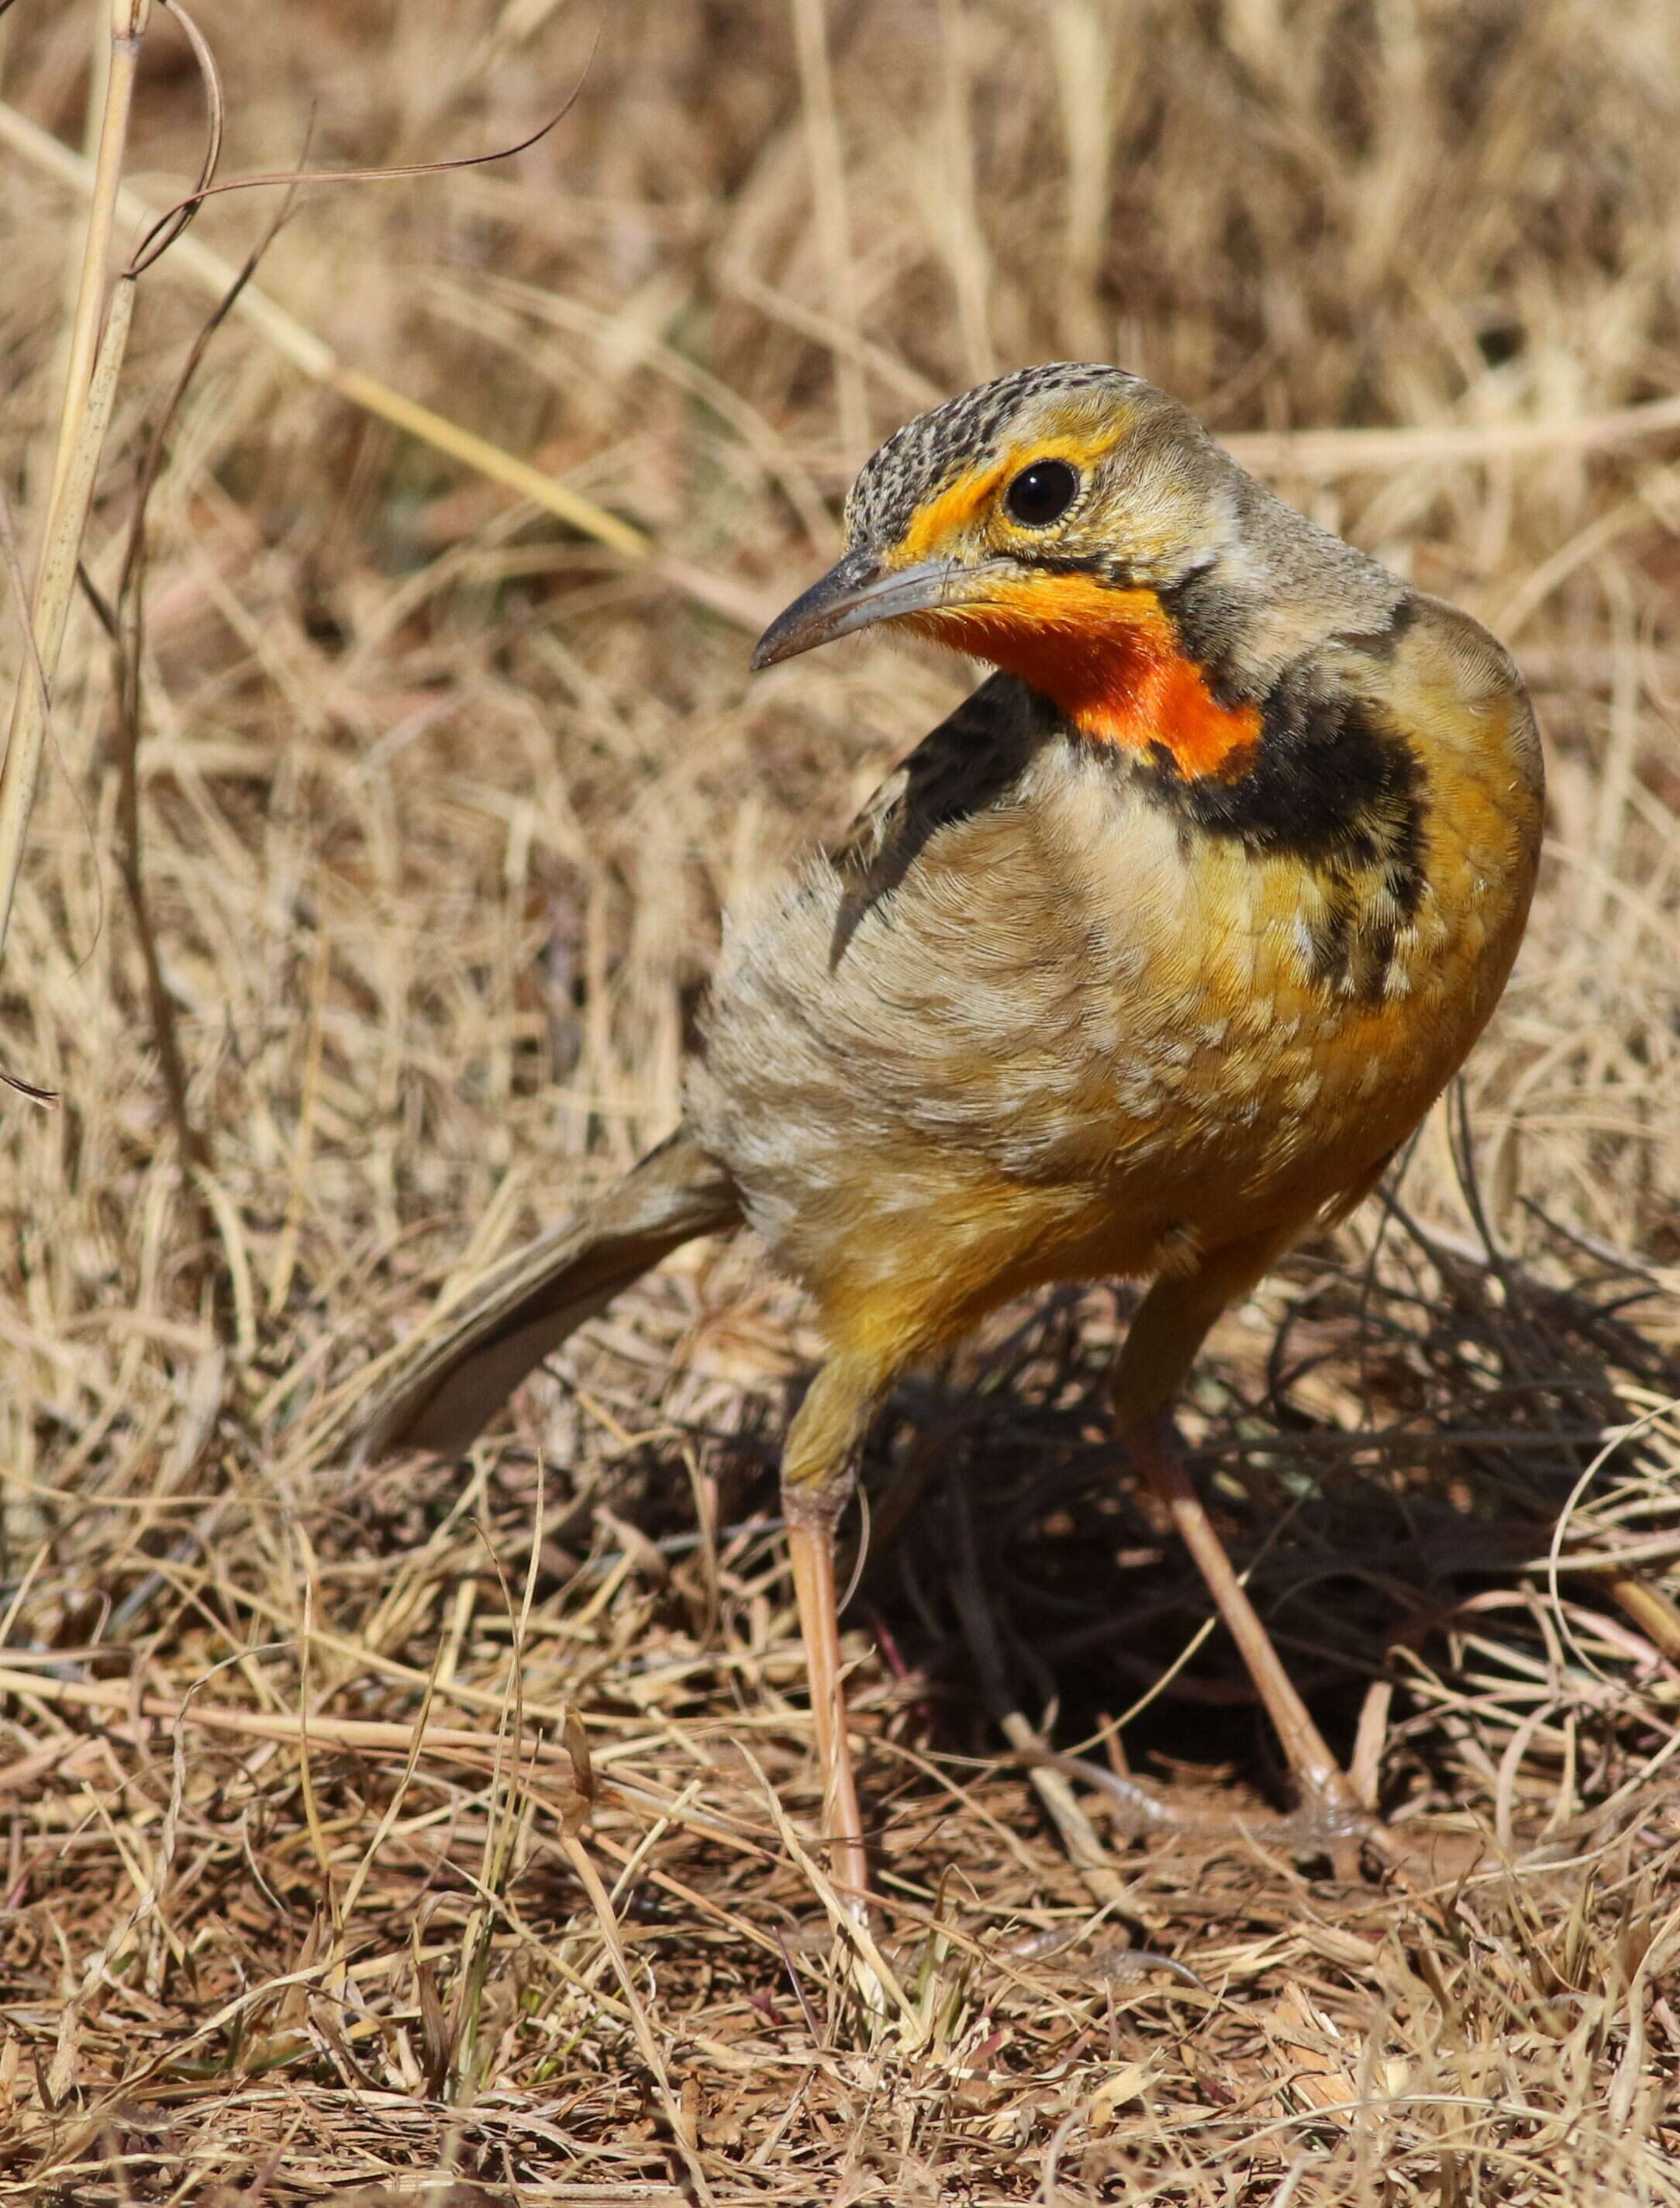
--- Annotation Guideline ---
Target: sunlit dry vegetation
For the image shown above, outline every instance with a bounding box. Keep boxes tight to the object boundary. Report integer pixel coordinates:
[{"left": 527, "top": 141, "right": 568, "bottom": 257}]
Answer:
[{"left": 1, "top": 1, "right": 1679, "bottom": 2200}]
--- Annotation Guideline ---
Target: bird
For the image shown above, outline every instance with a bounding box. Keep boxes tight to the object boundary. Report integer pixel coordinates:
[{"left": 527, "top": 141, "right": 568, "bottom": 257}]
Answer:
[{"left": 343, "top": 362, "right": 1544, "bottom": 1900}]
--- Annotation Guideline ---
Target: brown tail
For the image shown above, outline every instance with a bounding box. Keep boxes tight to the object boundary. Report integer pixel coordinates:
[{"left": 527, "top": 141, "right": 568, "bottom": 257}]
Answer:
[{"left": 350, "top": 1127, "right": 742, "bottom": 1459}]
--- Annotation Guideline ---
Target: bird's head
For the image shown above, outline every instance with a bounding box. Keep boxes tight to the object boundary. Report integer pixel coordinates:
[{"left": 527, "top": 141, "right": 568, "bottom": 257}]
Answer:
[{"left": 753, "top": 363, "right": 1311, "bottom": 778}]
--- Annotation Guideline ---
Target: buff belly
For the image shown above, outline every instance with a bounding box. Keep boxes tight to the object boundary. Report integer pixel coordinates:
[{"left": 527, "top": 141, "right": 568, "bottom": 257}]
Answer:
[{"left": 692, "top": 737, "right": 1531, "bottom": 1371}]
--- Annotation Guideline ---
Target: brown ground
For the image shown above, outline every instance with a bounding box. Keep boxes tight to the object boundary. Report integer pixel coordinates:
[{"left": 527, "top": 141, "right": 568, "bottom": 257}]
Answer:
[{"left": 2, "top": 2, "right": 1679, "bottom": 2202}]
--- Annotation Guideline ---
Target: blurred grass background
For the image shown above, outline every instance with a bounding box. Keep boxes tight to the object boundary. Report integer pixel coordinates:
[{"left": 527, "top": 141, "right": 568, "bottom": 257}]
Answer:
[{"left": 1, "top": 2, "right": 1678, "bottom": 2202}]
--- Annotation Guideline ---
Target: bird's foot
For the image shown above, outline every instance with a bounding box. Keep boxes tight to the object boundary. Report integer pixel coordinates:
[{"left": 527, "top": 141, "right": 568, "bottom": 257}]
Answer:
[{"left": 1021, "top": 1744, "right": 1385, "bottom": 1875}]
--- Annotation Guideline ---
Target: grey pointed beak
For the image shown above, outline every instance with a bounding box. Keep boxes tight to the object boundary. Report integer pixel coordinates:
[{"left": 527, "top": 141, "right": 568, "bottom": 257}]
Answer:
[{"left": 750, "top": 551, "right": 971, "bottom": 670}]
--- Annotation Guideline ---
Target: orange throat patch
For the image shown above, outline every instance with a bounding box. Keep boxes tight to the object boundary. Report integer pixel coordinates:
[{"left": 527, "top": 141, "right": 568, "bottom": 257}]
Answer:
[{"left": 923, "top": 574, "right": 1261, "bottom": 779}]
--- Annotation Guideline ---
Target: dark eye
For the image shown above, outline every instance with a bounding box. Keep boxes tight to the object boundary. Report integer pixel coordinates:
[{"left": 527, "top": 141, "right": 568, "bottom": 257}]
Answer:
[{"left": 1004, "top": 458, "right": 1079, "bottom": 527}]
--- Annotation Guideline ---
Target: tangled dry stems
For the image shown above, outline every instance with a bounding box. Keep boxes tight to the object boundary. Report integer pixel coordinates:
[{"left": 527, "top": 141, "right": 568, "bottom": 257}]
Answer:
[{"left": 2, "top": 0, "right": 1679, "bottom": 2200}]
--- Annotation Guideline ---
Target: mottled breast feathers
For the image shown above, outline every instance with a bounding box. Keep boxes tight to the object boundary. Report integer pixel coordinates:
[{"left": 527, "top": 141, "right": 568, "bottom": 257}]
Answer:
[
  {"left": 689, "top": 580, "right": 1540, "bottom": 1361},
  {"left": 826, "top": 588, "right": 1523, "bottom": 1013}
]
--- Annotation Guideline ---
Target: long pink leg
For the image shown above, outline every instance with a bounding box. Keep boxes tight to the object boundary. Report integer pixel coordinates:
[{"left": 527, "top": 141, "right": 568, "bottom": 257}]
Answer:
[
  {"left": 780, "top": 1355, "right": 884, "bottom": 1905},
  {"left": 1126, "top": 1413, "right": 1361, "bottom": 1816},
  {"left": 785, "top": 1495, "right": 871, "bottom": 1903}
]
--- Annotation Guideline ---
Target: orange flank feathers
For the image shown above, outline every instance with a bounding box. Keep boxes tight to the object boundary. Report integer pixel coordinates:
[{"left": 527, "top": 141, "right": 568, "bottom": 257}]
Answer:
[{"left": 923, "top": 572, "right": 1261, "bottom": 779}]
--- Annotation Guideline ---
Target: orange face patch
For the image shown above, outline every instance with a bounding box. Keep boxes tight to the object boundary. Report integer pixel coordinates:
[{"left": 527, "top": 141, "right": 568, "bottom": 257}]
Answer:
[
  {"left": 916, "top": 572, "right": 1261, "bottom": 780},
  {"left": 894, "top": 419, "right": 1130, "bottom": 564},
  {"left": 896, "top": 457, "right": 1016, "bottom": 564}
]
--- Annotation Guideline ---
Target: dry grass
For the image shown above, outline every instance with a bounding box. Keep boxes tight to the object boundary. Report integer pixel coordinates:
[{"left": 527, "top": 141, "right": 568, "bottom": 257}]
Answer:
[{"left": 2, "top": 1, "right": 1680, "bottom": 2200}]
